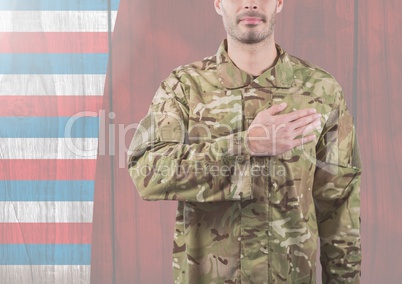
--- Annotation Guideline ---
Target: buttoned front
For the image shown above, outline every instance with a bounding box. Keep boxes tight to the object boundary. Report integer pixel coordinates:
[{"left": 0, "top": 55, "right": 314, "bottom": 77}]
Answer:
[{"left": 128, "top": 40, "right": 362, "bottom": 283}]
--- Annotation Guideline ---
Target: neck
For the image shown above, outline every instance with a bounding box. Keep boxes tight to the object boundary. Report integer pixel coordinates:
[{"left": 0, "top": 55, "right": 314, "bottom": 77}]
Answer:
[{"left": 226, "top": 35, "right": 278, "bottom": 77}]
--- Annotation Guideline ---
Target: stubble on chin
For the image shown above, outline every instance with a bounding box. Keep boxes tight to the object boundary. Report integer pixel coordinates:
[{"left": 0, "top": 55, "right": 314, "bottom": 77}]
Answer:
[
  {"left": 232, "top": 16, "right": 276, "bottom": 45},
  {"left": 221, "top": 6, "right": 277, "bottom": 45}
]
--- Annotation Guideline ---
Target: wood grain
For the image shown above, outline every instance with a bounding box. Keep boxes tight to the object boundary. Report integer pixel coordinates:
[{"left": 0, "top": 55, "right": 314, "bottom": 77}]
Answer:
[{"left": 357, "top": 1, "right": 402, "bottom": 283}]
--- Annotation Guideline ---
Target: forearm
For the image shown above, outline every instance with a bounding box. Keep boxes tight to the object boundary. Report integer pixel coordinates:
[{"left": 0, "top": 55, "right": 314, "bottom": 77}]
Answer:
[
  {"left": 128, "top": 131, "right": 253, "bottom": 202},
  {"left": 315, "top": 165, "right": 362, "bottom": 283},
  {"left": 312, "top": 88, "right": 363, "bottom": 282}
]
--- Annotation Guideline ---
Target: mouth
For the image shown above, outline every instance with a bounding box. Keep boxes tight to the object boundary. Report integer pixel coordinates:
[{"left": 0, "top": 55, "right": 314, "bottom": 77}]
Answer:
[
  {"left": 237, "top": 12, "right": 266, "bottom": 25},
  {"left": 240, "top": 17, "right": 263, "bottom": 25}
]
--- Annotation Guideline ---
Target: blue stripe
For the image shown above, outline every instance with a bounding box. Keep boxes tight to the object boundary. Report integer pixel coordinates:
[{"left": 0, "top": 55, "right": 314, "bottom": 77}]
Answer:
[
  {"left": 0, "top": 54, "right": 108, "bottom": 74},
  {"left": 0, "top": 117, "right": 99, "bottom": 138},
  {"left": 0, "top": 0, "right": 120, "bottom": 11},
  {"left": 0, "top": 244, "right": 91, "bottom": 265},
  {"left": 0, "top": 181, "right": 94, "bottom": 201}
]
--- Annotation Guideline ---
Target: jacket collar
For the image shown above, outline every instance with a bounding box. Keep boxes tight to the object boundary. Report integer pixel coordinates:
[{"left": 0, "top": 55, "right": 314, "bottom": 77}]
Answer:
[{"left": 216, "top": 39, "right": 295, "bottom": 89}]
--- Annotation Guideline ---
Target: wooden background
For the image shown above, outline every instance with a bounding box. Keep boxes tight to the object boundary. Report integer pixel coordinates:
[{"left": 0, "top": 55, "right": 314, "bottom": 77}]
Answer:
[{"left": 90, "top": 0, "right": 402, "bottom": 283}]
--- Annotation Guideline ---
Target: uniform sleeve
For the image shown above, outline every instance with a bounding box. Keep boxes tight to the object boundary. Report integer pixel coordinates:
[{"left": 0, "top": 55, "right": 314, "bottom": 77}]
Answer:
[
  {"left": 312, "top": 89, "right": 362, "bottom": 283},
  {"left": 127, "top": 75, "right": 253, "bottom": 202}
]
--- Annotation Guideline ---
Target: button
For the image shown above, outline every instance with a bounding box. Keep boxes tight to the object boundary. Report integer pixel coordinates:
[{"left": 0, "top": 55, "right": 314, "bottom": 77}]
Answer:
[
  {"left": 234, "top": 136, "right": 242, "bottom": 145},
  {"left": 236, "top": 156, "right": 244, "bottom": 163}
]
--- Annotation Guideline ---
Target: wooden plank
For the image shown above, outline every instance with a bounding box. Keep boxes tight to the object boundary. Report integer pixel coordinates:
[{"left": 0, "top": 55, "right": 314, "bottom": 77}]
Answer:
[
  {"left": 0, "top": 265, "right": 90, "bottom": 284},
  {"left": 0, "top": 160, "right": 96, "bottom": 180},
  {"left": 0, "top": 223, "right": 92, "bottom": 244},
  {"left": 0, "top": 0, "right": 120, "bottom": 11},
  {"left": 356, "top": 1, "right": 402, "bottom": 283},
  {"left": 116, "top": 1, "right": 172, "bottom": 283},
  {"left": 276, "top": 1, "right": 355, "bottom": 109},
  {"left": 90, "top": 148, "right": 114, "bottom": 284},
  {"left": 0, "top": 202, "right": 93, "bottom": 223},
  {"left": 0, "top": 32, "right": 109, "bottom": 53},
  {"left": 0, "top": 11, "right": 117, "bottom": 32},
  {"left": 0, "top": 138, "right": 98, "bottom": 159},
  {"left": 0, "top": 96, "right": 103, "bottom": 117},
  {"left": 0, "top": 181, "right": 94, "bottom": 202},
  {"left": 0, "top": 4, "right": 119, "bottom": 284},
  {"left": 0, "top": 74, "right": 106, "bottom": 96}
]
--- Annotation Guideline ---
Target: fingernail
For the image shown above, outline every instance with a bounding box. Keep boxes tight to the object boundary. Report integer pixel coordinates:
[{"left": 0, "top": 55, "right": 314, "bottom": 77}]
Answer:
[{"left": 280, "top": 102, "right": 287, "bottom": 107}]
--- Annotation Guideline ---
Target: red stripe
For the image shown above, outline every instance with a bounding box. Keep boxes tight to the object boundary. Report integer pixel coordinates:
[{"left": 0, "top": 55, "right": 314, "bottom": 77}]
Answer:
[
  {"left": 0, "top": 96, "right": 104, "bottom": 116},
  {"left": 0, "top": 32, "right": 108, "bottom": 53},
  {"left": 0, "top": 160, "right": 97, "bottom": 180},
  {"left": 0, "top": 223, "right": 92, "bottom": 244}
]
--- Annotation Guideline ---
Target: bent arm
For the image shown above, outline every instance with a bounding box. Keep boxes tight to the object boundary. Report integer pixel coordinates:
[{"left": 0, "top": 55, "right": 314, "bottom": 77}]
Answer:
[
  {"left": 127, "top": 79, "right": 252, "bottom": 202},
  {"left": 313, "top": 90, "right": 362, "bottom": 283}
]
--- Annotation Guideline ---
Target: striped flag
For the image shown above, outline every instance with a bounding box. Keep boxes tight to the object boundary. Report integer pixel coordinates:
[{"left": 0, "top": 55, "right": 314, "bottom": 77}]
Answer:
[{"left": 0, "top": 1, "right": 120, "bottom": 283}]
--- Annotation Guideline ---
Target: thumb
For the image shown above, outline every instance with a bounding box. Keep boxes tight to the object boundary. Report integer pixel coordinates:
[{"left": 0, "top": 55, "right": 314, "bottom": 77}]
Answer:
[{"left": 266, "top": 102, "right": 287, "bottom": 115}]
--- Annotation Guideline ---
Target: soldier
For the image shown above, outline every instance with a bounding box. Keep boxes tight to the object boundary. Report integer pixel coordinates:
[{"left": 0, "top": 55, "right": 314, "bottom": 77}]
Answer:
[{"left": 128, "top": 0, "right": 362, "bottom": 283}]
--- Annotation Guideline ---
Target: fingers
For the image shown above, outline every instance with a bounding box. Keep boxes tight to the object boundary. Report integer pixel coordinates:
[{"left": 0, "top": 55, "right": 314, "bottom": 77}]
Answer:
[
  {"left": 265, "top": 102, "right": 288, "bottom": 115},
  {"left": 291, "top": 113, "right": 321, "bottom": 130},
  {"left": 263, "top": 103, "right": 317, "bottom": 121},
  {"left": 293, "top": 117, "right": 321, "bottom": 137},
  {"left": 252, "top": 104, "right": 321, "bottom": 154},
  {"left": 292, "top": 134, "right": 317, "bottom": 148},
  {"left": 277, "top": 107, "right": 317, "bottom": 122}
]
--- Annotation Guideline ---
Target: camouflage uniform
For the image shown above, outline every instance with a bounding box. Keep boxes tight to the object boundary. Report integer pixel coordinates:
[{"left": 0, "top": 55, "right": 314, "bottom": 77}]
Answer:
[{"left": 128, "top": 40, "right": 362, "bottom": 284}]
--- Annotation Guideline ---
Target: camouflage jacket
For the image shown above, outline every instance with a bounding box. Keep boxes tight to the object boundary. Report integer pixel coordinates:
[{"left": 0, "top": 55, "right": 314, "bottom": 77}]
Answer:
[{"left": 128, "top": 40, "right": 362, "bottom": 284}]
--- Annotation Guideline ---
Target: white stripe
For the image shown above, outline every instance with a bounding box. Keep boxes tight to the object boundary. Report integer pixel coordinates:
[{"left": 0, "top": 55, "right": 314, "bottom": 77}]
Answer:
[
  {"left": 0, "top": 202, "right": 93, "bottom": 223},
  {"left": 0, "top": 11, "right": 117, "bottom": 32},
  {"left": 0, "top": 138, "right": 98, "bottom": 159},
  {"left": 0, "top": 265, "right": 90, "bottom": 284},
  {"left": 0, "top": 74, "right": 106, "bottom": 96}
]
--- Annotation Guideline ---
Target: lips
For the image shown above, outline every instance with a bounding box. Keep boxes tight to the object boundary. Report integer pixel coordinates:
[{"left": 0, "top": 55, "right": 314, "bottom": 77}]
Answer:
[{"left": 240, "top": 17, "right": 263, "bottom": 25}]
